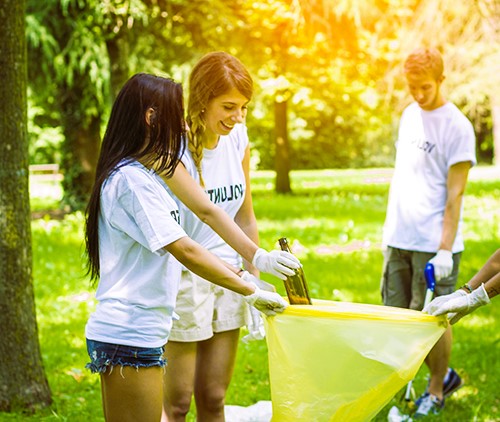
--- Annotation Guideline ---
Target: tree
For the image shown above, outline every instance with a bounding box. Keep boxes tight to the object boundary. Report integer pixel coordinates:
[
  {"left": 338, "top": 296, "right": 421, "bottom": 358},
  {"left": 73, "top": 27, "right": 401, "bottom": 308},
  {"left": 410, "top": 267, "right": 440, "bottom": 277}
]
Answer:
[
  {"left": 0, "top": 0, "right": 52, "bottom": 412},
  {"left": 275, "top": 89, "right": 292, "bottom": 193},
  {"left": 373, "top": 0, "right": 500, "bottom": 165},
  {"left": 236, "top": 0, "right": 371, "bottom": 191},
  {"left": 25, "top": 0, "right": 499, "bottom": 193},
  {"left": 476, "top": 0, "right": 500, "bottom": 165},
  {"left": 27, "top": 0, "right": 108, "bottom": 210},
  {"left": 26, "top": 0, "right": 241, "bottom": 210}
]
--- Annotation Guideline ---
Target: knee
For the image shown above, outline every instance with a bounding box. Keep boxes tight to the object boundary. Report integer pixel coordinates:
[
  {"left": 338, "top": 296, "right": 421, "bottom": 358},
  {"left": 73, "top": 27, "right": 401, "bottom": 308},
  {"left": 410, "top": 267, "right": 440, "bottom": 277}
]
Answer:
[
  {"left": 165, "top": 395, "right": 192, "bottom": 419},
  {"left": 196, "top": 387, "right": 226, "bottom": 413}
]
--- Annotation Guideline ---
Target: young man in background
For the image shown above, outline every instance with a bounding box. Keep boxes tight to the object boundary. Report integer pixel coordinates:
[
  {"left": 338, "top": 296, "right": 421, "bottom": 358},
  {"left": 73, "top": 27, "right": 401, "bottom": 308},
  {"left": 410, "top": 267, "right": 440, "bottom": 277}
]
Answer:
[{"left": 381, "top": 47, "right": 476, "bottom": 418}]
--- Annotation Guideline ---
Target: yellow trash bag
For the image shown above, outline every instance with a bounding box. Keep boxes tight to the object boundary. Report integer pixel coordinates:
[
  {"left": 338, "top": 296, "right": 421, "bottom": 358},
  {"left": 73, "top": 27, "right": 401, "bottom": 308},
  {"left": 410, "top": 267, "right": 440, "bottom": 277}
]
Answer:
[{"left": 264, "top": 299, "right": 447, "bottom": 422}]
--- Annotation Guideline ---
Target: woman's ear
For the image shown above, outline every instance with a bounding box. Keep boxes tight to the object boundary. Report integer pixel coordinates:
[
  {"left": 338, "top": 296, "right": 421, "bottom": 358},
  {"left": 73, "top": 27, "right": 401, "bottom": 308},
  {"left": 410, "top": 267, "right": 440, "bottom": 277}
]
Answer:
[{"left": 145, "top": 108, "right": 156, "bottom": 126}]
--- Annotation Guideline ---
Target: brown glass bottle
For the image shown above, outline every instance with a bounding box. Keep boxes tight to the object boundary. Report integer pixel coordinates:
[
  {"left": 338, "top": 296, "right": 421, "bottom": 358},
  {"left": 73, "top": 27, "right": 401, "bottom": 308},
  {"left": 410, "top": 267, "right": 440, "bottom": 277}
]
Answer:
[{"left": 278, "top": 237, "right": 312, "bottom": 305}]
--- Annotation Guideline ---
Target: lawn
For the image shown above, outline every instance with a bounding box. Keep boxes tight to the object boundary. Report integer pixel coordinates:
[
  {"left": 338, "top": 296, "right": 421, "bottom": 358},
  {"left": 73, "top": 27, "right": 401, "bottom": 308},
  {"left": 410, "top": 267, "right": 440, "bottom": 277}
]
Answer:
[{"left": 2, "top": 166, "right": 499, "bottom": 421}]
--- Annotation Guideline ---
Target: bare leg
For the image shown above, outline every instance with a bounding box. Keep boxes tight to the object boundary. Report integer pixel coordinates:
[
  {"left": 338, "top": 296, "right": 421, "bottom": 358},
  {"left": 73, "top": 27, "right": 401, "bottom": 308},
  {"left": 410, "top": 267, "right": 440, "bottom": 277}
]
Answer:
[
  {"left": 194, "top": 329, "right": 240, "bottom": 422},
  {"left": 101, "top": 376, "right": 108, "bottom": 419},
  {"left": 163, "top": 341, "right": 197, "bottom": 422},
  {"left": 101, "top": 365, "right": 163, "bottom": 422},
  {"left": 425, "top": 326, "right": 452, "bottom": 401}
]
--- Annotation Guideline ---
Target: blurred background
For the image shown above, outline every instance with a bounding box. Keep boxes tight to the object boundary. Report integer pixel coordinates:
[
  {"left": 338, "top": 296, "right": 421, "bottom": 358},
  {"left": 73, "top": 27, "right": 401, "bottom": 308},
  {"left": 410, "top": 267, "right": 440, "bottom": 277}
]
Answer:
[{"left": 25, "top": 0, "right": 500, "bottom": 208}]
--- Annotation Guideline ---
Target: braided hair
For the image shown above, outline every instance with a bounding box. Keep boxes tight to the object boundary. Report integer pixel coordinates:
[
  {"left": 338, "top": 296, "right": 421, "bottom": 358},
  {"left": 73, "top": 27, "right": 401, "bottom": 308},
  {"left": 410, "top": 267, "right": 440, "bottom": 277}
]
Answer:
[{"left": 187, "top": 52, "right": 253, "bottom": 186}]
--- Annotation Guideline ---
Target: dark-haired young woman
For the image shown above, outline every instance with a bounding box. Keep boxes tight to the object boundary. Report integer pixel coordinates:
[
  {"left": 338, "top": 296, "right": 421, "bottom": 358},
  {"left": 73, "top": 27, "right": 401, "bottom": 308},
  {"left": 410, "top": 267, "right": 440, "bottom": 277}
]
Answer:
[{"left": 83, "top": 73, "right": 287, "bottom": 422}]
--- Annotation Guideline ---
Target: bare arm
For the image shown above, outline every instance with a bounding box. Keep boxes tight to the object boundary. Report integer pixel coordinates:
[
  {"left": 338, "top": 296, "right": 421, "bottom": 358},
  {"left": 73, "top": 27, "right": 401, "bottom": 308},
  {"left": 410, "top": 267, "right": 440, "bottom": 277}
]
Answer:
[
  {"left": 484, "top": 274, "right": 500, "bottom": 299},
  {"left": 156, "top": 160, "right": 300, "bottom": 280},
  {"left": 164, "top": 236, "right": 254, "bottom": 295},
  {"left": 439, "top": 161, "right": 471, "bottom": 251},
  {"left": 466, "top": 249, "right": 500, "bottom": 299},
  {"left": 164, "top": 237, "right": 288, "bottom": 315},
  {"left": 424, "top": 250, "right": 499, "bottom": 322},
  {"left": 234, "top": 146, "right": 260, "bottom": 275},
  {"left": 162, "top": 163, "right": 259, "bottom": 263}
]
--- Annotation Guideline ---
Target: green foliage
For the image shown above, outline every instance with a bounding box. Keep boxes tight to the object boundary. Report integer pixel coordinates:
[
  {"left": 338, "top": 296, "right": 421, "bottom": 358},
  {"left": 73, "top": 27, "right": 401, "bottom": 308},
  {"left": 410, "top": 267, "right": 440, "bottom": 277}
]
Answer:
[
  {"left": 234, "top": 0, "right": 390, "bottom": 170},
  {"left": 27, "top": 94, "right": 64, "bottom": 164},
  {"left": 3, "top": 167, "right": 498, "bottom": 421},
  {"left": 25, "top": 0, "right": 499, "bottom": 178}
]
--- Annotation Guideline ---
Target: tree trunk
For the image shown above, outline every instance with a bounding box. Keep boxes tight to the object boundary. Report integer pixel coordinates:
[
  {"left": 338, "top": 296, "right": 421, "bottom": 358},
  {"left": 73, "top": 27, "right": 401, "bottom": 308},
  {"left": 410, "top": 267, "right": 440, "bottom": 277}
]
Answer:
[
  {"left": 59, "top": 76, "right": 101, "bottom": 211},
  {"left": 0, "top": 0, "right": 52, "bottom": 411},
  {"left": 274, "top": 96, "right": 292, "bottom": 193},
  {"left": 106, "top": 31, "right": 131, "bottom": 101},
  {"left": 492, "top": 95, "right": 500, "bottom": 166}
]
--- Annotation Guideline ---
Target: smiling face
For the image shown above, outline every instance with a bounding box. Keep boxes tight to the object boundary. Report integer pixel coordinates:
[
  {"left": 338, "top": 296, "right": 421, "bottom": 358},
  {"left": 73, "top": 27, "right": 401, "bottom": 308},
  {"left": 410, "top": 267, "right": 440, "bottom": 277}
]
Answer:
[
  {"left": 405, "top": 71, "right": 445, "bottom": 111},
  {"left": 203, "top": 86, "right": 249, "bottom": 148}
]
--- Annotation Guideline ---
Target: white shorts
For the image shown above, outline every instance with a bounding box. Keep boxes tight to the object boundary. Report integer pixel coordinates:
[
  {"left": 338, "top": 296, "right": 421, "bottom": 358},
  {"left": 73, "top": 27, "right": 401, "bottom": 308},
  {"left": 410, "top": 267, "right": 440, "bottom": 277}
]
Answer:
[{"left": 169, "top": 270, "right": 247, "bottom": 342}]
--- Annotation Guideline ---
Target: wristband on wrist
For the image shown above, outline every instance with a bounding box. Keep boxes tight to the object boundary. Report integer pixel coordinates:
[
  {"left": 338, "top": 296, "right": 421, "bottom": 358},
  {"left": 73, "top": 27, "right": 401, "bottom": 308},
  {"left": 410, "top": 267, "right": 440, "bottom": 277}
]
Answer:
[{"left": 460, "top": 283, "right": 473, "bottom": 293}]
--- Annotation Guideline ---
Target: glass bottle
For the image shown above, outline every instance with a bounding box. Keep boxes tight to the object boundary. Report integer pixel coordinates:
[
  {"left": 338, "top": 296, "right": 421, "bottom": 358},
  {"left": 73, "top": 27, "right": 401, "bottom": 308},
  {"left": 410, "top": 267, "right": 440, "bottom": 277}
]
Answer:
[{"left": 278, "top": 237, "right": 312, "bottom": 305}]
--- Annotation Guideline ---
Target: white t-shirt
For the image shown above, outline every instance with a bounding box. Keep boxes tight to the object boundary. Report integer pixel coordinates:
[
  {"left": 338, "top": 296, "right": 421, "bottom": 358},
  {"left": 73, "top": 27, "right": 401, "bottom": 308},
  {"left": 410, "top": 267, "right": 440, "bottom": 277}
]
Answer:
[
  {"left": 85, "top": 160, "right": 187, "bottom": 348},
  {"left": 169, "top": 123, "right": 248, "bottom": 266},
  {"left": 382, "top": 102, "right": 476, "bottom": 253}
]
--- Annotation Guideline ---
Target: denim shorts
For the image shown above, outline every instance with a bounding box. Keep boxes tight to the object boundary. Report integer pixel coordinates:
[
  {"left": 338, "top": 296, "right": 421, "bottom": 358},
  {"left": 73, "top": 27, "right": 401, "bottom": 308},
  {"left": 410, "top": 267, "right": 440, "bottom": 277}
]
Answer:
[{"left": 86, "top": 339, "right": 166, "bottom": 374}]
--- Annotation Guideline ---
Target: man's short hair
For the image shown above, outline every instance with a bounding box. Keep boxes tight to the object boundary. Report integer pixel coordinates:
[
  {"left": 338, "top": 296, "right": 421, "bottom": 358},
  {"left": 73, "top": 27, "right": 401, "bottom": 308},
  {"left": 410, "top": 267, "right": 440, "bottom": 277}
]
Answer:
[{"left": 404, "top": 48, "right": 444, "bottom": 79}]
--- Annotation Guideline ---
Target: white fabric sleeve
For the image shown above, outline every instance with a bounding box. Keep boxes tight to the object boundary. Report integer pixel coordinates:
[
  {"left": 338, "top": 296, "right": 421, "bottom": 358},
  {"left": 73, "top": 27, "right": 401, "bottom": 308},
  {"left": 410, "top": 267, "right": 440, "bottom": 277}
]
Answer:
[
  {"left": 445, "top": 118, "right": 476, "bottom": 168},
  {"left": 110, "top": 178, "right": 187, "bottom": 255},
  {"left": 232, "top": 123, "right": 249, "bottom": 161}
]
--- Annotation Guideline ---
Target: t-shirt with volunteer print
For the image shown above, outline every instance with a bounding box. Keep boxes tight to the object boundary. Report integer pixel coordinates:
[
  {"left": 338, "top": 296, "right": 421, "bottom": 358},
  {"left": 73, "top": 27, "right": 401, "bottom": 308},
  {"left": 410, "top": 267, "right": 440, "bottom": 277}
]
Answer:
[
  {"left": 382, "top": 102, "right": 476, "bottom": 253},
  {"left": 169, "top": 123, "right": 248, "bottom": 267},
  {"left": 85, "top": 160, "right": 187, "bottom": 348}
]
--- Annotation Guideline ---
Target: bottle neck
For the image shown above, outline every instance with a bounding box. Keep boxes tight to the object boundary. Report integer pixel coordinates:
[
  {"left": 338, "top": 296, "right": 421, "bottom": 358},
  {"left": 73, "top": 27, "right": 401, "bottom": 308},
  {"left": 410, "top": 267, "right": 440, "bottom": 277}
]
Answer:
[{"left": 278, "top": 237, "right": 290, "bottom": 253}]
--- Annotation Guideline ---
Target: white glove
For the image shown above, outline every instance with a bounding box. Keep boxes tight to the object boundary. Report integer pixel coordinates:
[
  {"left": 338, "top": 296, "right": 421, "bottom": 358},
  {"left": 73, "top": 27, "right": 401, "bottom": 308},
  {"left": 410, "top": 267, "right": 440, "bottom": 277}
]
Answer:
[
  {"left": 423, "top": 284, "right": 490, "bottom": 324},
  {"left": 242, "top": 305, "right": 266, "bottom": 343},
  {"left": 252, "top": 248, "right": 300, "bottom": 280},
  {"left": 428, "top": 249, "right": 454, "bottom": 280},
  {"left": 240, "top": 272, "right": 275, "bottom": 342},
  {"left": 422, "top": 289, "right": 465, "bottom": 315},
  {"left": 243, "top": 283, "right": 288, "bottom": 316}
]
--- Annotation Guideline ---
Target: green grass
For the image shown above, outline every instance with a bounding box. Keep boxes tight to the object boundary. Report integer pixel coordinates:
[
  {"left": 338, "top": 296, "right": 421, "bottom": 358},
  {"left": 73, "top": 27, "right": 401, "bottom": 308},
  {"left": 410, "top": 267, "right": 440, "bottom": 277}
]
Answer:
[{"left": 2, "top": 167, "right": 499, "bottom": 421}]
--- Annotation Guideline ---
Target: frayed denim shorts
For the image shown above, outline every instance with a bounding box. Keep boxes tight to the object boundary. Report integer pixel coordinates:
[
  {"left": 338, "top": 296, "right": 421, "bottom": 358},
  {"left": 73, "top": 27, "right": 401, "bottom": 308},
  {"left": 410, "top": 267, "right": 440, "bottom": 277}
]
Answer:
[{"left": 86, "top": 339, "right": 166, "bottom": 374}]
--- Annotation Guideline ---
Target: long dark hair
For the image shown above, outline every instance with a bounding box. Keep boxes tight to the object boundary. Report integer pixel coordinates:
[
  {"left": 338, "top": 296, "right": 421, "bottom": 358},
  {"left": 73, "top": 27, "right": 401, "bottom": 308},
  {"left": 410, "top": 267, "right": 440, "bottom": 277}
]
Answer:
[{"left": 85, "top": 73, "right": 185, "bottom": 282}]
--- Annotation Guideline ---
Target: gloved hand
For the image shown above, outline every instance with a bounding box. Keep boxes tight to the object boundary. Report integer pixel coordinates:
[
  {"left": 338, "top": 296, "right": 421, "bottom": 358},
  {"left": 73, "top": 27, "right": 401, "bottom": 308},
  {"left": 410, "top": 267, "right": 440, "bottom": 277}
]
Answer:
[
  {"left": 423, "top": 284, "right": 490, "bottom": 324},
  {"left": 242, "top": 305, "right": 266, "bottom": 343},
  {"left": 243, "top": 283, "right": 288, "bottom": 316},
  {"left": 241, "top": 271, "right": 276, "bottom": 292},
  {"left": 252, "top": 248, "right": 300, "bottom": 280},
  {"left": 428, "top": 249, "right": 454, "bottom": 280},
  {"left": 241, "top": 272, "right": 277, "bottom": 339}
]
